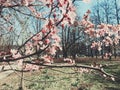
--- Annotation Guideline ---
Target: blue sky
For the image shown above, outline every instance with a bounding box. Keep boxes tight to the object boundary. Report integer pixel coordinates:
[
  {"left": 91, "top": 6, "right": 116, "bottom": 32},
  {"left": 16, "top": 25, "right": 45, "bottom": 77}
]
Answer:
[{"left": 75, "top": 0, "right": 96, "bottom": 17}]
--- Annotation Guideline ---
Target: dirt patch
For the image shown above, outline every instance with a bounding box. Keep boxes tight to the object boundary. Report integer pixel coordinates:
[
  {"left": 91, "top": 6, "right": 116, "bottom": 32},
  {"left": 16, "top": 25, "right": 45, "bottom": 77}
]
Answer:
[{"left": 54, "top": 57, "right": 120, "bottom": 63}]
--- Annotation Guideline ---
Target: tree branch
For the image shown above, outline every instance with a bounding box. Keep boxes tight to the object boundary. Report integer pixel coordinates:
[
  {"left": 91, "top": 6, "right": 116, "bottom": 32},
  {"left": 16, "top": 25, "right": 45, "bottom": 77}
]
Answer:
[
  {"left": 0, "top": 45, "right": 49, "bottom": 62},
  {"left": 23, "top": 61, "right": 120, "bottom": 80}
]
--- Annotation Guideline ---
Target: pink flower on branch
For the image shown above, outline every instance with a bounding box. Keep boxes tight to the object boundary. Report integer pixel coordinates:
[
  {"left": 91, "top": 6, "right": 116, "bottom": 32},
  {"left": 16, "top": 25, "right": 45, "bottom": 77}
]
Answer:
[
  {"left": 28, "top": 6, "right": 41, "bottom": 18},
  {"left": 51, "top": 34, "right": 61, "bottom": 43},
  {"left": 48, "top": 46, "right": 57, "bottom": 55},
  {"left": 24, "top": 64, "right": 39, "bottom": 71},
  {"left": 64, "top": 58, "right": 75, "bottom": 64},
  {"left": 17, "top": 59, "right": 23, "bottom": 67},
  {"left": 44, "top": 39, "right": 50, "bottom": 44},
  {"left": 1, "top": 0, "right": 77, "bottom": 71},
  {"left": 41, "top": 28, "right": 47, "bottom": 34},
  {"left": 41, "top": 55, "right": 53, "bottom": 64},
  {"left": 21, "top": 0, "right": 35, "bottom": 6}
]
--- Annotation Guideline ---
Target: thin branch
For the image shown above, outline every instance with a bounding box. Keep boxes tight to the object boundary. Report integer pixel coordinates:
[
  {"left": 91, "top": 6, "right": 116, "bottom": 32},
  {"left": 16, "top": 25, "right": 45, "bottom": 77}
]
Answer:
[
  {"left": 6, "top": 62, "right": 79, "bottom": 83},
  {"left": 11, "top": 7, "right": 46, "bottom": 20},
  {"left": 23, "top": 61, "right": 120, "bottom": 80},
  {"left": 0, "top": 45, "right": 49, "bottom": 62},
  {"left": 2, "top": 62, "right": 119, "bottom": 84},
  {"left": 18, "top": 30, "right": 51, "bottom": 51},
  {"left": 2, "top": 4, "right": 43, "bottom": 8},
  {"left": 56, "top": 3, "right": 69, "bottom": 26},
  {"left": 0, "top": 15, "right": 13, "bottom": 25},
  {"left": 11, "top": 7, "right": 32, "bottom": 16}
]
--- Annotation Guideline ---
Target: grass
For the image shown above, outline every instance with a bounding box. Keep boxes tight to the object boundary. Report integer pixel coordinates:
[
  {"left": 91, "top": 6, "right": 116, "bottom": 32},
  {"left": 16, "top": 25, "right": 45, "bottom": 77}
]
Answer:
[{"left": 0, "top": 58, "right": 120, "bottom": 90}]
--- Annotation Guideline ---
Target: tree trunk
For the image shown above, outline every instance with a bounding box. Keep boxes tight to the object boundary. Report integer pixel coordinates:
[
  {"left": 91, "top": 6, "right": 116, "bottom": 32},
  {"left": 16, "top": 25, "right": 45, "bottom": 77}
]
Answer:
[{"left": 63, "top": 50, "right": 68, "bottom": 58}]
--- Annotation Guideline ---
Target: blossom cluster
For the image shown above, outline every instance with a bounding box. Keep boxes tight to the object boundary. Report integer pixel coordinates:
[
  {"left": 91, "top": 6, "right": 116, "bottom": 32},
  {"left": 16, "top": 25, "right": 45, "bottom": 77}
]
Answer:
[
  {"left": 80, "top": 10, "right": 120, "bottom": 50},
  {"left": 6, "top": 0, "right": 76, "bottom": 70}
]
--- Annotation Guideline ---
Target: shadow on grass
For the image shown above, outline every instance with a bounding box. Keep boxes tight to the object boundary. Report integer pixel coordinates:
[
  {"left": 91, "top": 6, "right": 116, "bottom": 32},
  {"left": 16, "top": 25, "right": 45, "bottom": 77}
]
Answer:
[
  {"left": 83, "top": 64, "right": 120, "bottom": 90},
  {"left": 104, "top": 64, "right": 120, "bottom": 83},
  {"left": 105, "top": 87, "right": 120, "bottom": 90}
]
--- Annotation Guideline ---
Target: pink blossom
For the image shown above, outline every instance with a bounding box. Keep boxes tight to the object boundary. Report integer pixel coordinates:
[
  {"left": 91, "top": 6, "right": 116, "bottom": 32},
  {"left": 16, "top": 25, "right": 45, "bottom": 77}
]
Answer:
[
  {"left": 97, "top": 42, "right": 102, "bottom": 51},
  {"left": 22, "top": 0, "right": 35, "bottom": 6},
  {"left": 41, "top": 28, "right": 47, "bottom": 34},
  {"left": 52, "top": 42, "right": 62, "bottom": 50},
  {"left": 51, "top": 34, "right": 61, "bottom": 43},
  {"left": 1, "top": 0, "right": 11, "bottom": 6},
  {"left": 67, "top": 10, "right": 76, "bottom": 24},
  {"left": 91, "top": 41, "right": 97, "bottom": 49},
  {"left": 7, "top": 26, "right": 13, "bottom": 31},
  {"left": 32, "top": 65, "right": 39, "bottom": 70},
  {"left": 27, "top": 0, "right": 35, "bottom": 3},
  {"left": 26, "top": 42, "right": 33, "bottom": 48},
  {"left": 111, "top": 77, "right": 115, "bottom": 81},
  {"left": 107, "top": 24, "right": 112, "bottom": 29},
  {"left": 104, "top": 53, "right": 108, "bottom": 59},
  {"left": 97, "top": 29, "right": 105, "bottom": 36},
  {"left": 40, "top": 45, "right": 47, "bottom": 50},
  {"left": 25, "top": 47, "right": 33, "bottom": 54},
  {"left": 24, "top": 64, "right": 33, "bottom": 71},
  {"left": 44, "top": 39, "right": 50, "bottom": 44},
  {"left": 64, "top": 58, "right": 75, "bottom": 64},
  {"left": 10, "top": 49, "right": 17, "bottom": 57},
  {"left": 61, "top": 18, "right": 69, "bottom": 25},
  {"left": 59, "top": 7, "right": 66, "bottom": 14},
  {"left": 21, "top": 0, "right": 29, "bottom": 6},
  {"left": 3, "top": 56, "right": 6, "bottom": 60},
  {"left": 35, "top": 12, "right": 41, "bottom": 19},
  {"left": 105, "top": 36, "right": 113, "bottom": 45},
  {"left": 32, "top": 33, "right": 42, "bottom": 46},
  {"left": 33, "top": 41, "right": 39, "bottom": 46},
  {"left": 103, "top": 74, "right": 107, "bottom": 77},
  {"left": 59, "top": 0, "right": 68, "bottom": 6},
  {"left": 0, "top": 51, "right": 6, "bottom": 56},
  {"left": 41, "top": 0, "right": 53, "bottom": 6},
  {"left": 39, "top": 41, "right": 43, "bottom": 45},
  {"left": 45, "top": 20, "right": 53, "bottom": 30},
  {"left": 17, "top": 59, "right": 23, "bottom": 67},
  {"left": 114, "top": 37, "right": 119, "bottom": 45},
  {"left": 112, "top": 26, "right": 117, "bottom": 32},
  {"left": 41, "top": 55, "right": 53, "bottom": 64},
  {"left": 0, "top": 0, "right": 6, "bottom": 4},
  {"left": 97, "top": 24, "right": 105, "bottom": 29},
  {"left": 32, "top": 33, "right": 41, "bottom": 41},
  {"left": 25, "top": 64, "right": 40, "bottom": 71},
  {"left": 51, "top": 29, "right": 57, "bottom": 34},
  {"left": 87, "top": 23, "right": 94, "bottom": 29},
  {"left": 25, "top": 63, "right": 40, "bottom": 71},
  {"left": 86, "top": 29, "right": 95, "bottom": 36},
  {"left": 80, "top": 19, "right": 87, "bottom": 26},
  {"left": 49, "top": 46, "right": 56, "bottom": 55}
]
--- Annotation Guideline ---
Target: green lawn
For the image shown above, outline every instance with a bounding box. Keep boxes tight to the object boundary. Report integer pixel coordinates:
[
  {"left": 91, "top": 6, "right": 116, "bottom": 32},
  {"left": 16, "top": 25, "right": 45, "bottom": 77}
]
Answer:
[
  {"left": 0, "top": 60, "right": 120, "bottom": 90},
  {"left": 25, "top": 65, "right": 120, "bottom": 90}
]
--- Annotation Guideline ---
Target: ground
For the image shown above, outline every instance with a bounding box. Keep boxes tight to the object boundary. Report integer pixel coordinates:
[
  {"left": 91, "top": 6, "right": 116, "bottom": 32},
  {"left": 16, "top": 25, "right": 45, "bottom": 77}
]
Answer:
[{"left": 0, "top": 57, "right": 120, "bottom": 90}]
